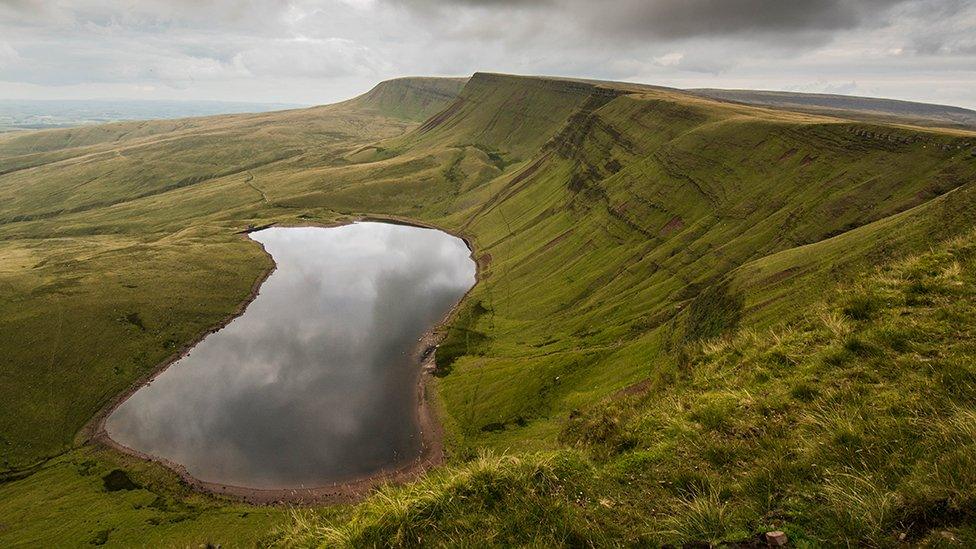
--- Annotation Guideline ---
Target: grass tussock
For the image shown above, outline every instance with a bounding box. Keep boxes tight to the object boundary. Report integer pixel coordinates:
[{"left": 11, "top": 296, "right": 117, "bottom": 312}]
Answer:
[{"left": 275, "top": 451, "right": 607, "bottom": 548}]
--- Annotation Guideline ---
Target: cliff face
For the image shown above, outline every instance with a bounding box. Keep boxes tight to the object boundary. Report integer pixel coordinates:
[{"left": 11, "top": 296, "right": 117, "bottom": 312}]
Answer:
[
  {"left": 287, "top": 74, "right": 976, "bottom": 546},
  {"left": 386, "top": 72, "right": 613, "bottom": 159},
  {"left": 328, "top": 74, "right": 976, "bottom": 458}
]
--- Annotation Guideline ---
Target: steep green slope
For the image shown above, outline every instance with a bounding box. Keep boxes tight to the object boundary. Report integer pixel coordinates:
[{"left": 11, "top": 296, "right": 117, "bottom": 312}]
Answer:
[
  {"left": 732, "top": 178, "right": 976, "bottom": 328},
  {"left": 0, "top": 72, "right": 974, "bottom": 546},
  {"left": 281, "top": 226, "right": 976, "bottom": 547},
  {"left": 377, "top": 75, "right": 976, "bottom": 456},
  {"left": 345, "top": 76, "right": 468, "bottom": 122}
]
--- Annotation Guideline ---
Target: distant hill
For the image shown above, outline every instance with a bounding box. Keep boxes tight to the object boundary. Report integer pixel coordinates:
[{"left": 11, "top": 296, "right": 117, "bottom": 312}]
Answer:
[
  {"left": 345, "top": 76, "right": 468, "bottom": 121},
  {"left": 692, "top": 88, "right": 976, "bottom": 129},
  {"left": 0, "top": 99, "right": 304, "bottom": 132}
]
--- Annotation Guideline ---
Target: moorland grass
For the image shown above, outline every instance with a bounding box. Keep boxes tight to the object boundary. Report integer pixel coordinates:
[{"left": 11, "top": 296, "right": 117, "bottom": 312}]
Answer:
[
  {"left": 1, "top": 72, "right": 975, "bottom": 546},
  {"left": 279, "top": 228, "right": 976, "bottom": 546}
]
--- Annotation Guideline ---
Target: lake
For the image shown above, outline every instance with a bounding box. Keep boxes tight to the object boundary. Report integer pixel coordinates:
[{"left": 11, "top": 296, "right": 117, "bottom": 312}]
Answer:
[{"left": 105, "top": 222, "right": 476, "bottom": 489}]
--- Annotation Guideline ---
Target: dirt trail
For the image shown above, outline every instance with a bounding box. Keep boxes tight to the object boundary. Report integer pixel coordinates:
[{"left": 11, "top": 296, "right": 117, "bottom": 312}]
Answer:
[{"left": 244, "top": 171, "right": 269, "bottom": 204}]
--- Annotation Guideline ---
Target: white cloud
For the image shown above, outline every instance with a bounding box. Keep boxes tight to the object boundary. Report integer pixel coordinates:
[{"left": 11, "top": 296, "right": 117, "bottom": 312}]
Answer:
[
  {"left": 232, "top": 37, "right": 387, "bottom": 78},
  {"left": 653, "top": 52, "right": 684, "bottom": 67},
  {"left": 786, "top": 80, "right": 860, "bottom": 95},
  {"left": 0, "top": 42, "right": 20, "bottom": 68},
  {"left": 0, "top": 0, "right": 971, "bottom": 108}
]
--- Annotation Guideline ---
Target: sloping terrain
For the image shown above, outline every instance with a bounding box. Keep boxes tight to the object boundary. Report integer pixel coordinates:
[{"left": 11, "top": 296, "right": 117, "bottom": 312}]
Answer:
[
  {"left": 283, "top": 226, "right": 976, "bottom": 546},
  {"left": 0, "top": 73, "right": 974, "bottom": 546},
  {"left": 694, "top": 88, "right": 976, "bottom": 130}
]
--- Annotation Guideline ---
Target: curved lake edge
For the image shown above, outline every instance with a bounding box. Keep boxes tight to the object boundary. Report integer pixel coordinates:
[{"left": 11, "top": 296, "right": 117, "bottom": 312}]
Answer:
[{"left": 83, "top": 216, "right": 481, "bottom": 505}]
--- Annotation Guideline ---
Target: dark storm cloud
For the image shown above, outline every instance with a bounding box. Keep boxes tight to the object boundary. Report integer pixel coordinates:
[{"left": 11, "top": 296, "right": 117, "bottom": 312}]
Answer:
[
  {"left": 590, "top": 0, "right": 909, "bottom": 39},
  {"left": 388, "top": 0, "right": 913, "bottom": 40}
]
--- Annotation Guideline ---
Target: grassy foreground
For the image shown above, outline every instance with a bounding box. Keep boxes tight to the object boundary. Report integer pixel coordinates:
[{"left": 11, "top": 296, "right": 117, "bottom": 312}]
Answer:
[
  {"left": 1, "top": 73, "right": 975, "bottom": 546},
  {"left": 276, "top": 227, "right": 976, "bottom": 546}
]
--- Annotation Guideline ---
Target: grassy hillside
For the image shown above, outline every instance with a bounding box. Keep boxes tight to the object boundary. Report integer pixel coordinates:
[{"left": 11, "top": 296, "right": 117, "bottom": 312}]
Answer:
[
  {"left": 346, "top": 76, "right": 468, "bottom": 122},
  {"left": 280, "top": 226, "right": 976, "bottom": 546},
  {"left": 693, "top": 88, "right": 976, "bottom": 130},
  {"left": 0, "top": 72, "right": 975, "bottom": 546}
]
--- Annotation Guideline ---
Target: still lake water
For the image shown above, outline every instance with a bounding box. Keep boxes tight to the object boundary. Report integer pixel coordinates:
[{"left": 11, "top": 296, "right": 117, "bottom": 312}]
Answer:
[{"left": 105, "top": 223, "right": 476, "bottom": 489}]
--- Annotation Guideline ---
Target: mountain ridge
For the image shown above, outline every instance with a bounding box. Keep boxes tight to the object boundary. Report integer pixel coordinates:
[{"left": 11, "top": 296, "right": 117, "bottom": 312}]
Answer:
[
  {"left": 692, "top": 87, "right": 976, "bottom": 129},
  {"left": 1, "top": 71, "right": 976, "bottom": 546}
]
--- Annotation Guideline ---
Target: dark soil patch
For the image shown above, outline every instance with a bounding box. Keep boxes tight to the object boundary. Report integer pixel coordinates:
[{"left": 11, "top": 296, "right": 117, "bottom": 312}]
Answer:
[
  {"left": 777, "top": 147, "right": 798, "bottom": 161},
  {"left": 122, "top": 312, "right": 145, "bottom": 331},
  {"left": 89, "top": 528, "right": 112, "bottom": 546},
  {"left": 102, "top": 469, "right": 140, "bottom": 492},
  {"left": 658, "top": 215, "right": 685, "bottom": 237},
  {"left": 761, "top": 266, "right": 801, "bottom": 285},
  {"left": 541, "top": 229, "right": 573, "bottom": 252}
]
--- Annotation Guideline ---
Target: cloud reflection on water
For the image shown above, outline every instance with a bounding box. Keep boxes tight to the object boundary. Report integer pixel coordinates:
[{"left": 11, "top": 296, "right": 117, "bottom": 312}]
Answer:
[{"left": 106, "top": 223, "right": 476, "bottom": 489}]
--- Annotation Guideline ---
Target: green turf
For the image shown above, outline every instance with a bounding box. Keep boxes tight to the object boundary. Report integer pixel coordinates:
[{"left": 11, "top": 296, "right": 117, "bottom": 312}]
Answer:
[
  {"left": 1, "top": 72, "right": 975, "bottom": 546},
  {"left": 279, "top": 225, "right": 976, "bottom": 547},
  {"left": 0, "top": 447, "right": 287, "bottom": 547}
]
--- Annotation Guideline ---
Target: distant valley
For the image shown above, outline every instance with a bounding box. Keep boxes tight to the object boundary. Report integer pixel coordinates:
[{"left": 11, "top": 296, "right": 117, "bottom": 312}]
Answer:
[{"left": 0, "top": 99, "right": 303, "bottom": 132}]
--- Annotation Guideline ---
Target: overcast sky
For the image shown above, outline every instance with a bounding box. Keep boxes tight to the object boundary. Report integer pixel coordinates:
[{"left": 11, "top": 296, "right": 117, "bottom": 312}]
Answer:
[{"left": 0, "top": 0, "right": 974, "bottom": 108}]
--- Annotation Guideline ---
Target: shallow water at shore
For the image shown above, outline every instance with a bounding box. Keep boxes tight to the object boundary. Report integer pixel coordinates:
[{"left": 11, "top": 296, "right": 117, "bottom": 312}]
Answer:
[{"left": 105, "top": 222, "right": 476, "bottom": 489}]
